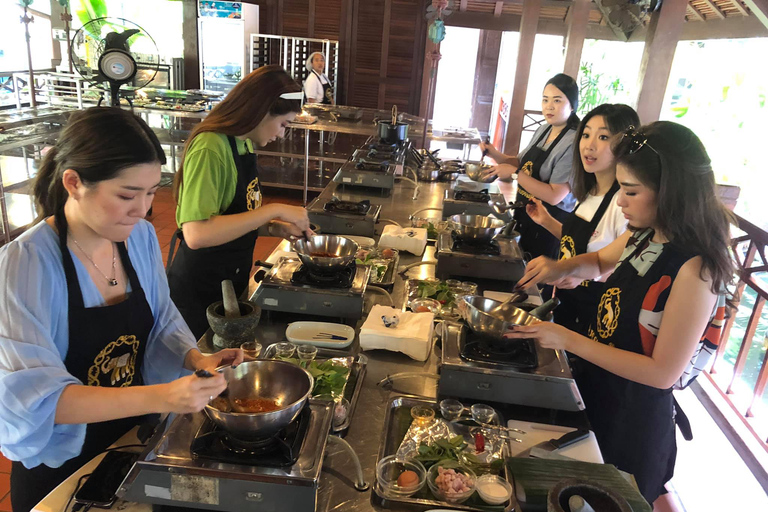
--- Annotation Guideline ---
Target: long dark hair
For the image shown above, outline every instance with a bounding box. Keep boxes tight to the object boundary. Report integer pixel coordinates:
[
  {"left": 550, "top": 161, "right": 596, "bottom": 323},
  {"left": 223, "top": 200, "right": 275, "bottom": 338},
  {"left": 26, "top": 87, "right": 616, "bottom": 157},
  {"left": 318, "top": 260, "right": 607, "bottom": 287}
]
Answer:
[
  {"left": 33, "top": 107, "right": 165, "bottom": 222},
  {"left": 545, "top": 73, "right": 580, "bottom": 129},
  {"left": 572, "top": 104, "right": 640, "bottom": 202},
  {"left": 173, "top": 65, "right": 302, "bottom": 200},
  {"left": 612, "top": 121, "right": 735, "bottom": 296}
]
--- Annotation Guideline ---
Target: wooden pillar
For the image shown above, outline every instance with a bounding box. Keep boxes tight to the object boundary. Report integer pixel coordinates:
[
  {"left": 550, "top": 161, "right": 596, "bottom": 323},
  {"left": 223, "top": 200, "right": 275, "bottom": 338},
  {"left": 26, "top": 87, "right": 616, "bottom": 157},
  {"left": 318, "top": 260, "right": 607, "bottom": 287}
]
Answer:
[
  {"left": 503, "top": 0, "right": 541, "bottom": 156},
  {"left": 742, "top": 0, "right": 768, "bottom": 31},
  {"left": 562, "top": 0, "right": 591, "bottom": 78},
  {"left": 182, "top": 0, "right": 200, "bottom": 90},
  {"left": 634, "top": 0, "right": 687, "bottom": 124},
  {"left": 470, "top": 30, "right": 502, "bottom": 136}
]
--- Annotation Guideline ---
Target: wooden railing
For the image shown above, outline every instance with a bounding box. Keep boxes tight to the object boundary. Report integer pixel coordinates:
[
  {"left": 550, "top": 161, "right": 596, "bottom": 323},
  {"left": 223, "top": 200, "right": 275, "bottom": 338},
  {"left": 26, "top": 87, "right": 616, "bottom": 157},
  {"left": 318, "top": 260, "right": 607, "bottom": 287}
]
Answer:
[{"left": 708, "top": 211, "right": 768, "bottom": 450}]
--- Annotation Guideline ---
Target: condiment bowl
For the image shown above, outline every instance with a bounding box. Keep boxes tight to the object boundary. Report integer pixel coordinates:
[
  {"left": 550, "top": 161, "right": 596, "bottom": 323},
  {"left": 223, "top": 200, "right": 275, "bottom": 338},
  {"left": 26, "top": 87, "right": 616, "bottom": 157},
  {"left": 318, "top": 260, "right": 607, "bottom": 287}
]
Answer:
[
  {"left": 476, "top": 474, "right": 513, "bottom": 505},
  {"left": 376, "top": 455, "right": 427, "bottom": 498},
  {"left": 426, "top": 459, "right": 476, "bottom": 503}
]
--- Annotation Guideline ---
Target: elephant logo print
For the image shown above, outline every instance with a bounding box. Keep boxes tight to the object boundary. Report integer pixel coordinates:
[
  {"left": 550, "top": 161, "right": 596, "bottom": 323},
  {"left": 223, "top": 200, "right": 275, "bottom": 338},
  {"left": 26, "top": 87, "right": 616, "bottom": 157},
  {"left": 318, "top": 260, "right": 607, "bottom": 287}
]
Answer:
[
  {"left": 596, "top": 287, "right": 621, "bottom": 339},
  {"left": 560, "top": 235, "right": 576, "bottom": 261},
  {"left": 520, "top": 161, "right": 534, "bottom": 176},
  {"left": 246, "top": 178, "right": 262, "bottom": 211},
  {"left": 88, "top": 335, "right": 140, "bottom": 387}
]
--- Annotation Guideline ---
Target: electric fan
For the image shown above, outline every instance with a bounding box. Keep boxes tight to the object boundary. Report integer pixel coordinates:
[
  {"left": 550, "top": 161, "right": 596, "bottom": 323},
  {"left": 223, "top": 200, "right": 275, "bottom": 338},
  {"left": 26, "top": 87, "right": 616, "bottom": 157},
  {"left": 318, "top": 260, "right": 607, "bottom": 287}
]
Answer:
[{"left": 70, "top": 17, "right": 160, "bottom": 107}]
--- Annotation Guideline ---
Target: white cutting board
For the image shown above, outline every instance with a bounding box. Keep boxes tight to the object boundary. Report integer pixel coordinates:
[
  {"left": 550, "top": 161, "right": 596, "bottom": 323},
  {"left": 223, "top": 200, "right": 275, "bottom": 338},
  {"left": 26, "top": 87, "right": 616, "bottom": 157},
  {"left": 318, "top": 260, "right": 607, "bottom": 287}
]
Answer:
[{"left": 507, "top": 420, "right": 603, "bottom": 463}]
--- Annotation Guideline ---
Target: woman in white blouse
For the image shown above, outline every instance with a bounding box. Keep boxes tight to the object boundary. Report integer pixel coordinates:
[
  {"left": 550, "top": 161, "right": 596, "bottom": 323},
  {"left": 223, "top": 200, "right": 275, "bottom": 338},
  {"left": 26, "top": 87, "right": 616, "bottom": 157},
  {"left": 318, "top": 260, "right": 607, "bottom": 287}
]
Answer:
[
  {"left": 525, "top": 104, "right": 639, "bottom": 334},
  {"left": 303, "top": 52, "right": 334, "bottom": 104}
]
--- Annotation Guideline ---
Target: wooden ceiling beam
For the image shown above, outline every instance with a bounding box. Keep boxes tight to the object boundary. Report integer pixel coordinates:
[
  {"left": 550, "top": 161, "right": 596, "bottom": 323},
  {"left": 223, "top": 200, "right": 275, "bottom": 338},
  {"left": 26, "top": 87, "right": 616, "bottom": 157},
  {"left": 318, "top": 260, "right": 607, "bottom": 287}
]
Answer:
[
  {"left": 494, "top": 1, "right": 504, "bottom": 16},
  {"left": 742, "top": 0, "right": 768, "bottom": 30},
  {"left": 731, "top": 0, "right": 750, "bottom": 16},
  {"left": 687, "top": 5, "right": 706, "bottom": 21},
  {"left": 700, "top": 0, "right": 726, "bottom": 19},
  {"left": 563, "top": 0, "right": 591, "bottom": 77}
]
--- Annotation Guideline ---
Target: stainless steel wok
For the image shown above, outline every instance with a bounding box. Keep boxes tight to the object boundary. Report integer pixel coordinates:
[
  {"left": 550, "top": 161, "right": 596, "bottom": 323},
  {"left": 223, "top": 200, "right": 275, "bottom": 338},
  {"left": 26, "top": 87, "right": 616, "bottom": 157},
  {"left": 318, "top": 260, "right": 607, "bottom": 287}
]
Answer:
[
  {"left": 464, "top": 161, "right": 497, "bottom": 183},
  {"left": 293, "top": 234, "right": 359, "bottom": 273},
  {"left": 458, "top": 295, "right": 554, "bottom": 340},
  {"left": 448, "top": 214, "right": 506, "bottom": 242},
  {"left": 204, "top": 360, "right": 314, "bottom": 439}
]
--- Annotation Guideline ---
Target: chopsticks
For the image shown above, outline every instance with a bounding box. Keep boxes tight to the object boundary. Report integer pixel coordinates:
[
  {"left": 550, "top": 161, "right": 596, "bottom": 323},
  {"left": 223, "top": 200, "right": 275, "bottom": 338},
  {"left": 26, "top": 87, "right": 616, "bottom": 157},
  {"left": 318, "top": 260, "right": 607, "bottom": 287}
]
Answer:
[{"left": 312, "top": 332, "right": 349, "bottom": 341}]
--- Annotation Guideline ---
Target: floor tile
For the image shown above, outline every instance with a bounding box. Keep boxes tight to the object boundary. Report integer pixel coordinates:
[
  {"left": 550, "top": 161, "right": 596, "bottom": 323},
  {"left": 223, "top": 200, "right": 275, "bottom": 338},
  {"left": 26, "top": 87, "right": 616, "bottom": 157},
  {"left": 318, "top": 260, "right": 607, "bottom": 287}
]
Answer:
[
  {"left": 0, "top": 472, "right": 9, "bottom": 503},
  {"left": 0, "top": 455, "right": 10, "bottom": 474},
  {"left": 0, "top": 492, "right": 10, "bottom": 512}
]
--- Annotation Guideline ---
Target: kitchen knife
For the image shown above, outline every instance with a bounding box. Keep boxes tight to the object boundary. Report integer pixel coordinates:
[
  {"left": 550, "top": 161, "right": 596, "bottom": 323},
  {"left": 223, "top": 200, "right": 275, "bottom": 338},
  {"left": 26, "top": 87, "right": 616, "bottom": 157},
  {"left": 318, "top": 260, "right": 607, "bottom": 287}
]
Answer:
[{"left": 518, "top": 428, "right": 591, "bottom": 458}]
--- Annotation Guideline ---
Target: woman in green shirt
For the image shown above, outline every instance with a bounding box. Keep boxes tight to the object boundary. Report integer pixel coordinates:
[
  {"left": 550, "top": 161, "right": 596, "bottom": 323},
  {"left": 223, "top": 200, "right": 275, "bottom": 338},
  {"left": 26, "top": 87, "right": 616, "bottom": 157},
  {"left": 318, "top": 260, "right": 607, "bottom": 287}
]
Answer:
[{"left": 168, "top": 66, "right": 311, "bottom": 338}]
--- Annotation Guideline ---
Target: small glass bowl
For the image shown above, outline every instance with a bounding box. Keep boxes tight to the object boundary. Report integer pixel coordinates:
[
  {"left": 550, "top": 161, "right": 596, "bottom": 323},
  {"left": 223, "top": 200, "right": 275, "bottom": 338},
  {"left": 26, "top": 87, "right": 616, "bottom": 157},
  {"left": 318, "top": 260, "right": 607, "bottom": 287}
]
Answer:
[
  {"left": 274, "top": 342, "right": 296, "bottom": 360},
  {"left": 439, "top": 399, "right": 465, "bottom": 421},
  {"left": 297, "top": 344, "right": 318, "bottom": 367},
  {"left": 461, "top": 281, "right": 479, "bottom": 295},
  {"left": 426, "top": 460, "right": 477, "bottom": 504},
  {"left": 409, "top": 298, "right": 441, "bottom": 314},
  {"left": 376, "top": 455, "right": 427, "bottom": 498},
  {"left": 470, "top": 403, "right": 497, "bottom": 425},
  {"left": 410, "top": 406, "right": 435, "bottom": 426},
  {"left": 475, "top": 474, "right": 513, "bottom": 505},
  {"left": 240, "top": 341, "right": 262, "bottom": 360}
]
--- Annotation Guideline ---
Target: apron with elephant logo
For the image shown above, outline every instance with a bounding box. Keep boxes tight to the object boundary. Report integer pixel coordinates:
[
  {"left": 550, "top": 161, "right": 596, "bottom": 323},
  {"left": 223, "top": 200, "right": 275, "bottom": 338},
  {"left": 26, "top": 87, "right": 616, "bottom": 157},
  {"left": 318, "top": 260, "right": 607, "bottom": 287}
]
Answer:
[
  {"left": 554, "top": 182, "right": 619, "bottom": 334},
  {"left": 577, "top": 228, "right": 692, "bottom": 503}
]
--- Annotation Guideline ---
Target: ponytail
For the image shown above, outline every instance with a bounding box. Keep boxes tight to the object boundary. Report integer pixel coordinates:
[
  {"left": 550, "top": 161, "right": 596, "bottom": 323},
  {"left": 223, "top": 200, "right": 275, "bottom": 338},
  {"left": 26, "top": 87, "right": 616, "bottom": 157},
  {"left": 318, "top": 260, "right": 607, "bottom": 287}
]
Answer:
[
  {"left": 32, "top": 107, "right": 165, "bottom": 223},
  {"left": 33, "top": 146, "right": 68, "bottom": 220}
]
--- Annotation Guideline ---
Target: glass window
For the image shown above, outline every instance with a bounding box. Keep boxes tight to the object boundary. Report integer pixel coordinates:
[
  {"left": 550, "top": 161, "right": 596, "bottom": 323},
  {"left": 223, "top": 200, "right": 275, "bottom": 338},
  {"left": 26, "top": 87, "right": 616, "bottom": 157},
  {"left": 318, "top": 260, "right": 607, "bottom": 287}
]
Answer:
[
  {"left": 660, "top": 39, "right": 768, "bottom": 221},
  {"left": 432, "top": 26, "right": 481, "bottom": 130},
  {"left": 0, "top": 1, "right": 53, "bottom": 72},
  {"left": 578, "top": 38, "right": 644, "bottom": 114}
]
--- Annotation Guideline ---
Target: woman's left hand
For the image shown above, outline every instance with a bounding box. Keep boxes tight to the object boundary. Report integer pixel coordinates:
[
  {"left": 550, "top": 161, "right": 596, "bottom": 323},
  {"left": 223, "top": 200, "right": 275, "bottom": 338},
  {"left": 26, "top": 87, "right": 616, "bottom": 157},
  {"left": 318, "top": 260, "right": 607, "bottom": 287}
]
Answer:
[
  {"left": 503, "top": 321, "right": 576, "bottom": 352},
  {"left": 485, "top": 163, "right": 517, "bottom": 180},
  {"left": 195, "top": 348, "right": 245, "bottom": 373}
]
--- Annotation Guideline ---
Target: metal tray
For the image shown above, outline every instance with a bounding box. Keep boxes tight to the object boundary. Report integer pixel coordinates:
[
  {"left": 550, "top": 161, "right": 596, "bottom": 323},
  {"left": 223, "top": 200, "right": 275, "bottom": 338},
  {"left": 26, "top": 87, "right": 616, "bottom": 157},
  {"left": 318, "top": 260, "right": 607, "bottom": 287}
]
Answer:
[
  {"left": 373, "top": 395, "right": 516, "bottom": 512},
  {"left": 261, "top": 345, "right": 367, "bottom": 435},
  {"left": 367, "top": 251, "right": 400, "bottom": 292}
]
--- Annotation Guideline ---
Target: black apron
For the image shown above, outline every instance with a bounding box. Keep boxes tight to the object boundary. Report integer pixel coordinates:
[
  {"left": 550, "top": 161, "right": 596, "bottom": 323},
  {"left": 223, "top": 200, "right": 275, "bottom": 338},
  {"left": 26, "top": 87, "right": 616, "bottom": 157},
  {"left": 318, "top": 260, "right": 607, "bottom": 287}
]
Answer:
[
  {"left": 554, "top": 182, "right": 620, "bottom": 334},
  {"left": 515, "top": 125, "right": 573, "bottom": 260},
  {"left": 11, "top": 212, "right": 153, "bottom": 512},
  {"left": 312, "top": 70, "right": 333, "bottom": 104},
  {"left": 578, "top": 230, "right": 691, "bottom": 504},
  {"left": 167, "top": 135, "right": 261, "bottom": 339}
]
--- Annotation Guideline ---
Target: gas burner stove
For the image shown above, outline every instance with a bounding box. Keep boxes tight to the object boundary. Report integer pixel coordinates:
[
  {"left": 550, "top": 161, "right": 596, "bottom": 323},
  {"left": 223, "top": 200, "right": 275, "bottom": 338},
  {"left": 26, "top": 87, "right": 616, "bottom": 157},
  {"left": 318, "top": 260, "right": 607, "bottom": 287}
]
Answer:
[
  {"left": 253, "top": 257, "right": 370, "bottom": 318},
  {"left": 307, "top": 195, "right": 381, "bottom": 236},
  {"left": 291, "top": 263, "right": 356, "bottom": 289},
  {"left": 334, "top": 138, "right": 408, "bottom": 191},
  {"left": 191, "top": 406, "right": 311, "bottom": 467},
  {"left": 450, "top": 233, "right": 501, "bottom": 256},
  {"left": 120, "top": 401, "right": 334, "bottom": 512},
  {"left": 323, "top": 198, "right": 371, "bottom": 215},
  {"left": 436, "top": 232, "right": 524, "bottom": 281},
  {"left": 438, "top": 321, "right": 583, "bottom": 411},
  {"left": 454, "top": 189, "right": 491, "bottom": 202},
  {"left": 460, "top": 329, "right": 538, "bottom": 369}
]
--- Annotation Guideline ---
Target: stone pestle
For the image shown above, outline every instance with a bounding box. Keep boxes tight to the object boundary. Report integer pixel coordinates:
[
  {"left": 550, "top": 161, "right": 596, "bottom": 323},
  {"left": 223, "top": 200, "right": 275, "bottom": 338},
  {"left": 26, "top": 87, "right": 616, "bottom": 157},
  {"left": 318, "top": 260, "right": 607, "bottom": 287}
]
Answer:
[{"left": 221, "top": 280, "right": 240, "bottom": 318}]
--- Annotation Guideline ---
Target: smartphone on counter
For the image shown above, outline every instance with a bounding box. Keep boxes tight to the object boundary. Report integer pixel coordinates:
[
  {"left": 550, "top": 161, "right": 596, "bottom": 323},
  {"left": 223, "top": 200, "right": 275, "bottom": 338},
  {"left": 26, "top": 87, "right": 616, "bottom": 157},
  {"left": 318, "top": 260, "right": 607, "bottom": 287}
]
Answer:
[{"left": 74, "top": 450, "right": 140, "bottom": 507}]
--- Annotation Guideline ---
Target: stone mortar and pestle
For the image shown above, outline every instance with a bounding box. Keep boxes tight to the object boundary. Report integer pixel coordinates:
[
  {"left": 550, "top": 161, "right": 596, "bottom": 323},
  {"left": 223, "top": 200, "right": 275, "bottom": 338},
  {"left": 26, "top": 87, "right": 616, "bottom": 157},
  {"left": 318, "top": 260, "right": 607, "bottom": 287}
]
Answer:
[{"left": 206, "top": 280, "right": 262, "bottom": 349}]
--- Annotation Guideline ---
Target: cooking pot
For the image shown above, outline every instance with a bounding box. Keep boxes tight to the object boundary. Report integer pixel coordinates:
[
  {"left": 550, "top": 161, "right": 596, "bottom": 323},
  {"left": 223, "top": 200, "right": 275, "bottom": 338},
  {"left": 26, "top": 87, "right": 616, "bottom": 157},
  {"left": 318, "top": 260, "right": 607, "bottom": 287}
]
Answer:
[
  {"left": 417, "top": 165, "right": 462, "bottom": 182},
  {"left": 458, "top": 295, "right": 557, "bottom": 340},
  {"left": 464, "top": 161, "right": 497, "bottom": 183},
  {"left": 449, "top": 214, "right": 506, "bottom": 242},
  {"left": 294, "top": 234, "right": 359, "bottom": 274},
  {"left": 204, "top": 360, "right": 314, "bottom": 439},
  {"left": 377, "top": 121, "right": 409, "bottom": 143}
]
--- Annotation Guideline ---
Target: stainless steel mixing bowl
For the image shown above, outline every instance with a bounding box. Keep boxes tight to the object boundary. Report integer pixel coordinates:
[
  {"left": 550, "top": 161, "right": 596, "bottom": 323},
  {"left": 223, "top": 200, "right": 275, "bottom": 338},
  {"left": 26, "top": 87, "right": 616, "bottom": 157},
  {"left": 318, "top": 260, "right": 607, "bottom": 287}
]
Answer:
[
  {"left": 293, "top": 234, "right": 360, "bottom": 273},
  {"left": 448, "top": 214, "right": 507, "bottom": 242},
  {"left": 458, "top": 295, "right": 554, "bottom": 340}
]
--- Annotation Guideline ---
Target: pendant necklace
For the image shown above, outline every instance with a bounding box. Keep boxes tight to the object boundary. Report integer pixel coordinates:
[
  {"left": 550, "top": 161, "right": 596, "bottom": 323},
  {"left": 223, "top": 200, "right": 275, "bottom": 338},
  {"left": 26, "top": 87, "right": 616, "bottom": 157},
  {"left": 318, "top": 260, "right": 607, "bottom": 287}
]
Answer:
[{"left": 70, "top": 236, "right": 118, "bottom": 286}]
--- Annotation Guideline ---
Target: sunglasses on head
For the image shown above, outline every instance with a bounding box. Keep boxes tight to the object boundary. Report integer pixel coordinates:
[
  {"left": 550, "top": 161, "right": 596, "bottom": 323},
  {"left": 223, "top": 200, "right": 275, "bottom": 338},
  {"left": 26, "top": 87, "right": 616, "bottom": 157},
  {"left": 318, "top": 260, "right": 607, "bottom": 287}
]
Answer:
[{"left": 622, "top": 126, "right": 660, "bottom": 158}]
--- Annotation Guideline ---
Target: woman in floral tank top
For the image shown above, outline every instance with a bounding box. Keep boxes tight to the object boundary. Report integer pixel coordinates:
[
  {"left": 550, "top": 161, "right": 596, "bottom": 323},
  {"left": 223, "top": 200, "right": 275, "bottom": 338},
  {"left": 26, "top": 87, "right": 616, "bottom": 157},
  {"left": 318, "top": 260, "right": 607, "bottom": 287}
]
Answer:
[{"left": 507, "top": 122, "right": 733, "bottom": 505}]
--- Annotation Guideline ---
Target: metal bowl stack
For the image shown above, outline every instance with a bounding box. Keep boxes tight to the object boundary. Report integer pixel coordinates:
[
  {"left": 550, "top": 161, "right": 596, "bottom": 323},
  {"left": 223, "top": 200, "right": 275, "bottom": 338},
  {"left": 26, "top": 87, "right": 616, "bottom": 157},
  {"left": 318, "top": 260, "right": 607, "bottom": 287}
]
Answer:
[{"left": 204, "top": 360, "right": 314, "bottom": 439}]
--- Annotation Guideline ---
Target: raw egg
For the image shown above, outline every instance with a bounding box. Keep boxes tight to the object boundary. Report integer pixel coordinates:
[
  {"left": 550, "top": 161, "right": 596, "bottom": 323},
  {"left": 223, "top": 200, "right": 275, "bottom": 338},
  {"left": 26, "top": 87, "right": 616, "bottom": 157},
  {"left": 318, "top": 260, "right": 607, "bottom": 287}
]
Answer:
[{"left": 397, "top": 470, "right": 419, "bottom": 487}]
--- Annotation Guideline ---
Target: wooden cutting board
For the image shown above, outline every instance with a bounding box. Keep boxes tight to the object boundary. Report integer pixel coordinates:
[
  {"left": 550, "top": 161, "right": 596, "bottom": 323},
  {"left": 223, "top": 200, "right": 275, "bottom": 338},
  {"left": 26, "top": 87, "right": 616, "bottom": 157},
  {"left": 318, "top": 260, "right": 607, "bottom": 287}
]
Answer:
[{"left": 507, "top": 420, "right": 603, "bottom": 463}]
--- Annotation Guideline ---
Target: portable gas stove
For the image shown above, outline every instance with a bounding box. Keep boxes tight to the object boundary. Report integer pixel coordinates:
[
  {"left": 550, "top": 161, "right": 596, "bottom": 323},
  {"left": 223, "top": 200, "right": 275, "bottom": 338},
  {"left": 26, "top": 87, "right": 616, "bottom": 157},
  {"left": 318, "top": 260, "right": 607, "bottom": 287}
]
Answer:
[
  {"left": 306, "top": 196, "right": 381, "bottom": 237},
  {"left": 120, "top": 402, "right": 333, "bottom": 511},
  {"left": 435, "top": 231, "right": 525, "bottom": 282},
  {"left": 333, "top": 139, "right": 407, "bottom": 191},
  {"left": 252, "top": 257, "right": 370, "bottom": 318},
  {"left": 439, "top": 321, "right": 584, "bottom": 411}
]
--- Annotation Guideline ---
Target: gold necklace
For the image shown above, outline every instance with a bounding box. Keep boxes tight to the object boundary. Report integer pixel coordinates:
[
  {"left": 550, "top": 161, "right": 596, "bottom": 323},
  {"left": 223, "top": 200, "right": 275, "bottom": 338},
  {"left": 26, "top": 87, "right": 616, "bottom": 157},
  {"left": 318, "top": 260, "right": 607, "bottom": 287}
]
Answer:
[{"left": 70, "top": 236, "right": 118, "bottom": 286}]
